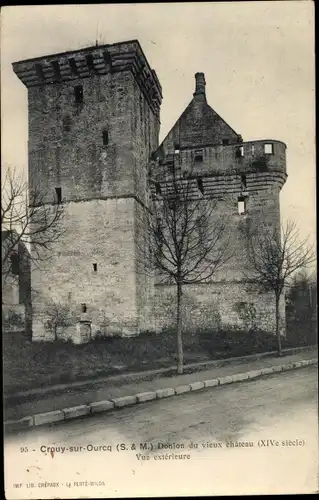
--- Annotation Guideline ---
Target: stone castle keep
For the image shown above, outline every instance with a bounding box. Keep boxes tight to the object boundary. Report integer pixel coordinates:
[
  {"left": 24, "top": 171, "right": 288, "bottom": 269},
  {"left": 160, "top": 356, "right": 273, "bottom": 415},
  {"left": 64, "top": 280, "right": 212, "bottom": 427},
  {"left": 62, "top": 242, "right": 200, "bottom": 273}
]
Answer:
[{"left": 12, "top": 39, "right": 287, "bottom": 342}]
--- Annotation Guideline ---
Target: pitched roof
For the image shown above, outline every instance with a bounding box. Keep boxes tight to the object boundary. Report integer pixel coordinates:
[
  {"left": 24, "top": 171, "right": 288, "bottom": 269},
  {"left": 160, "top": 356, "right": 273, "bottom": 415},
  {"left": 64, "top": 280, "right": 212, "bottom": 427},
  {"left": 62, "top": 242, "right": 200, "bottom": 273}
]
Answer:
[{"left": 156, "top": 73, "right": 241, "bottom": 158}]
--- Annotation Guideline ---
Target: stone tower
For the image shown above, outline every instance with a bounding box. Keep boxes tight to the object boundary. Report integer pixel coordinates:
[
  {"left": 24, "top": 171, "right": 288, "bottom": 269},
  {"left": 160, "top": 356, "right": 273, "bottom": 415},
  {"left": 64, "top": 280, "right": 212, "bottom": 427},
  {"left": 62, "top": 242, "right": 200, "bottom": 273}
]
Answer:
[
  {"left": 13, "top": 40, "right": 162, "bottom": 341},
  {"left": 151, "top": 73, "right": 287, "bottom": 335}
]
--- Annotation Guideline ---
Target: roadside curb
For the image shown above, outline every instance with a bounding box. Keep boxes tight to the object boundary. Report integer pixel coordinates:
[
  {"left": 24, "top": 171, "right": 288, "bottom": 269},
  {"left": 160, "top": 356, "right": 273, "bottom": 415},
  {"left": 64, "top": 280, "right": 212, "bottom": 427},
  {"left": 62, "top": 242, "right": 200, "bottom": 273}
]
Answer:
[
  {"left": 5, "top": 345, "right": 316, "bottom": 402},
  {"left": 4, "top": 358, "right": 317, "bottom": 433}
]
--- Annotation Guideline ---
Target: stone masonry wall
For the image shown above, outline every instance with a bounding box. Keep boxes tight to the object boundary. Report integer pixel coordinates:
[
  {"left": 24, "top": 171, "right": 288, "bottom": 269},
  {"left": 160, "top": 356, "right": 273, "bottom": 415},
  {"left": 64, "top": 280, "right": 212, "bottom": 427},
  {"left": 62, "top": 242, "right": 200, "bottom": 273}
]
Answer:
[
  {"left": 28, "top": 70, "right": 138, "bottom": 204},
  {"left": 152, "top": 181, "right": 286, "bottom": 335},
  {"left": 154, "top": 282, "right": 286, "bottom": 336},
  {"left": 31, "top": 198, "right": 138, "bottom": 340}
]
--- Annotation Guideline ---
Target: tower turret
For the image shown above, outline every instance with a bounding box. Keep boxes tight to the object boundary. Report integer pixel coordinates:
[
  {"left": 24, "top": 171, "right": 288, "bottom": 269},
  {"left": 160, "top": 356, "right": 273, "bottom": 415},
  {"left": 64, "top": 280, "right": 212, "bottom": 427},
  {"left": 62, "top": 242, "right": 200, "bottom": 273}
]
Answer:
[
  {"left": 13, "top": 40, "right": 162, "bottom": 340},
  {"left": 150, "top": 73, "right": 287, "bottom": 336}
]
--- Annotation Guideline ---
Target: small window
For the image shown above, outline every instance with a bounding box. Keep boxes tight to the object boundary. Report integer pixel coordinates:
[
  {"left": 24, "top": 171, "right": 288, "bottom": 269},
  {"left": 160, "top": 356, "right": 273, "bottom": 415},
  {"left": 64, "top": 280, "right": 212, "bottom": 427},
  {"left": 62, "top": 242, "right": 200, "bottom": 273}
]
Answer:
[
  {"left": 251, "top": 145, "right": 255, "bottom": 156},
  {"left": 102, "top": 130, "right": 109, "bottom": 146},
  {"left": 194, "top": 150, "right": 203, "bottom": 162},
  {"left": 74, "top": 85, "right": 83, "bottom": 104},
  {"left": 264, "top": 143, "right": 274, "bottom": 155},
  {"left": 197, "top": 178, "right": 204, "bottom": 194},
  {"left": 10, "top": 253, "right": 19, "bottom": 276},
  {"left": 93, "top": 263, "right": 97, "bottom": 272},
  {"left": 236, "top": 146, "right": 244, "bottom": 158},
  {"left": 81, "top": 303, "right": 87, "bottom": 313},
  {"left": 174, "top": 143, "right": 180, "bottom": 154},
  {"left": 155, "top": 182, "right": 161, "bottom": 195},
  {"left": 238, "top": 196, "right": 247, "bottom": 215},
  {"left": 222, "top": 139, "right": 230, "bottom": 145},
  {"left": 241, "top": 174, "right": 247, "bottom": 189},
  {"left": 55, "top": 187, "right": 62, "bottom": 204}
]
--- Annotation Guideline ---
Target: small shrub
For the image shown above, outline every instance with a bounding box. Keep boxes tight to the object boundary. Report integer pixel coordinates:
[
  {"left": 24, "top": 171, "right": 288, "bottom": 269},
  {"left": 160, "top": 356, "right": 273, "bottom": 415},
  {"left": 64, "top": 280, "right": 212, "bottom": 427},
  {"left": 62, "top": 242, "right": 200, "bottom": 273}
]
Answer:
[
  {"left": 233, "top": 301, "right": 258, "bottom": 332},
  {"left": 4, "top": 309, "right": 24, "bottom": 327},
  {"left": 44, "top": 300, "right": 74, "bottom": 340}
]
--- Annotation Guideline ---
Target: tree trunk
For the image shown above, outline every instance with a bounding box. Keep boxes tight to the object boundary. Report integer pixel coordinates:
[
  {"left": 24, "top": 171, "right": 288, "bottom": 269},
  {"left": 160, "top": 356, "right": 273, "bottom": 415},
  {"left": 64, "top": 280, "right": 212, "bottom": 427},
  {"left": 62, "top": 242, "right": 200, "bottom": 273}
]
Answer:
[
  {"left": 176, "top": 282, "right": 184, "bottom": 374},
  {"left": 275, "top": 295, "right": 282, "bottom": 357}
]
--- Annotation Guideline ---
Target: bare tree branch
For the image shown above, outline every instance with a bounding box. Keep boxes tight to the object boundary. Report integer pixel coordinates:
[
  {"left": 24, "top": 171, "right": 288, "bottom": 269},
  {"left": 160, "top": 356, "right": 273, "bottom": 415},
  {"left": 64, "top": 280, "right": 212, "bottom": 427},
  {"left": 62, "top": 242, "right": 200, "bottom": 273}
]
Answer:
[
  {"left": 2, "top": 165, "right": 65, "bottom": 284},
  {"left": 245, "top": 218, "right": 315, "bottom": 356},
  {"left": 138, "top": 161, "right": 234, "bottom": 373}
]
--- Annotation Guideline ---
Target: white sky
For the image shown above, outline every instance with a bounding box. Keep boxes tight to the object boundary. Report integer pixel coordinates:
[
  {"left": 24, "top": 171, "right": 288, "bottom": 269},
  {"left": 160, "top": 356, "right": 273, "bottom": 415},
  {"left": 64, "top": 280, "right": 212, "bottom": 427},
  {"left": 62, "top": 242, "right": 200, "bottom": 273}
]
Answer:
[{"left": 1, "top": 2, "right": 316, "bottom": 250}]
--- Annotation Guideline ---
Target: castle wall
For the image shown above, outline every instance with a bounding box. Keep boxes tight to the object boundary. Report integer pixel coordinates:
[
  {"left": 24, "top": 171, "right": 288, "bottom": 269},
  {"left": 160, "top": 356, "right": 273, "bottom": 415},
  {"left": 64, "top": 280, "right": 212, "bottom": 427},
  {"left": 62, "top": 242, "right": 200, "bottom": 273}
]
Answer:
[
  {"left": 2, "top": 274, "right": 20, "bottom": 306},
  {"left": 28, "top": 70, "right": 138, "bottom": 204},
  {"left": 151, "top": 141, "right": 287, "bottom": 336},
  {"left": 31, "top": 198, "right": 139, "bottom": 340},
  {"left": 131, "top": 76, "right": 159, "bottom": 331},
  {"left": 154, "top": 282, "right": 286, "bottom": 335},
  {"left": 152, "top": 186, "right": 286, "bottom": 335}
]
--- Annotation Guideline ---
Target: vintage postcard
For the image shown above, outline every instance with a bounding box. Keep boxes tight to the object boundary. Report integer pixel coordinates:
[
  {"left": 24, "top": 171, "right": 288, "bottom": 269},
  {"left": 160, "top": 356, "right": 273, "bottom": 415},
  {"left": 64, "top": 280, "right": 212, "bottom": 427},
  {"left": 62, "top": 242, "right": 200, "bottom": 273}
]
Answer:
[{"left": 2, "top": 2, "right": 317, "bottom": 498}]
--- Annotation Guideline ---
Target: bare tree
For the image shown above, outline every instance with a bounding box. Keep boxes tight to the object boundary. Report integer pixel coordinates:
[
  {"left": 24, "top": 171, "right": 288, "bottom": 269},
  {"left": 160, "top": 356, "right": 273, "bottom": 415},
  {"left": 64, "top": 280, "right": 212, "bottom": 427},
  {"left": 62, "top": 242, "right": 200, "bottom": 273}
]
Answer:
[
  {"left": 245, "top": 219, "right": 315, "bottom": 356},
  {"left": 44, "top": 299, "right": 73, "bottom": 341},
  {"left": 1, "top": 165, "right": 65, "bottom": 283},
  {"left": 145, "top": 166, "right": 233, "bottom": 374}
]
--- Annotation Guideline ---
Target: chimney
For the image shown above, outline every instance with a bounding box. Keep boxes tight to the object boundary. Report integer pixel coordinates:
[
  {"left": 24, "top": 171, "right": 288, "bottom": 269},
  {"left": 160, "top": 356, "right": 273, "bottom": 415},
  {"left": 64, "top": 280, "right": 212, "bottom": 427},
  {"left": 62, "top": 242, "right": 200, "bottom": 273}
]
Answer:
[{"left": 193, "top": 72, "right": 206, "bottom": 98}]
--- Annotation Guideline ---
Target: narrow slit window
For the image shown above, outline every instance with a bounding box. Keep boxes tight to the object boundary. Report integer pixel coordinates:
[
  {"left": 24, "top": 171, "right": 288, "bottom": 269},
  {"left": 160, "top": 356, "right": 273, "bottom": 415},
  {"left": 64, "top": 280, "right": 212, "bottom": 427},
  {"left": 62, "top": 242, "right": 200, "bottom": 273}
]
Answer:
[
  {"left": 69, "top": 58, "right": 78, "bottom": 76},
  {"left": 239, "top": 146, "right": 244, "bottom": 156},
  {"left": 55, "top": 187, "right": 62, "bottom": 204},
  {"left": 74, "top": 85, "right": 83, "bottom": 104},
  {"left": 10, "top": 253, "right": 19, "bottom": 276},
  {"left": 241, "top": 174, "right": 247, "bottom": 189},
  {"left": 155, "top": 182, "right": 162, "bottom": 195},
  {"left": 81, "top": 303, "right": 87, "bottom": 313},
  {"left": 264, "top": 143, "right": 274, "bottom": 155},
  {"left": 197, "top": 178, "right": 204, "bottom": 194},
  {"left": 102, "top": 130, "right": 109, "bottom": 146},
  {"left": 103, "top": 50, "right": 112, "bottom": 67},
  {"left": 238, "top": 196, "right": 246, "bottom": 215},
  {"left": 251, "top": 145, "right": 255, "bottom": 156},
  {"left": 93, "top": 263, "right": 97, "bottom": 272},
  {"left": 51, "top": 60, "right": 61, "bottom": 80},
  {"left": 86, "top": 54, "right": 95, "bottom": 71}
]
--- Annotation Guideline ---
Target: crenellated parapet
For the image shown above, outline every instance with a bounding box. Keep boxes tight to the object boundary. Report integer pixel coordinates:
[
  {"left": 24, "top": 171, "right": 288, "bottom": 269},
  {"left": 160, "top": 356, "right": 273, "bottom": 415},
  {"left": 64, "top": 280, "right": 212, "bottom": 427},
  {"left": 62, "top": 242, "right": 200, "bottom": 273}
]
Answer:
[
  {"left": 12, "top": 39, "right": 162, "bottom": 118},
  {"left": 150, "top": 139, "right": 287, "bottom": 199}
]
